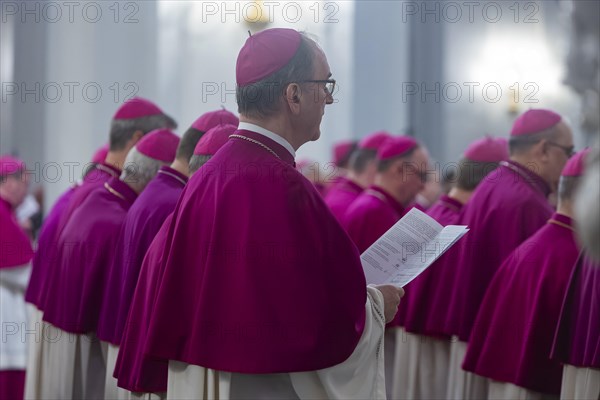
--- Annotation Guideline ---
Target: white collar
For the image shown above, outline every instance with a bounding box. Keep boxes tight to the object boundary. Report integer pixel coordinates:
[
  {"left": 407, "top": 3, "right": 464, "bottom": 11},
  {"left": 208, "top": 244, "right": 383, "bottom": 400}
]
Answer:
[{"left": 238, "top": 122, "right": 296, "bottom": 158}]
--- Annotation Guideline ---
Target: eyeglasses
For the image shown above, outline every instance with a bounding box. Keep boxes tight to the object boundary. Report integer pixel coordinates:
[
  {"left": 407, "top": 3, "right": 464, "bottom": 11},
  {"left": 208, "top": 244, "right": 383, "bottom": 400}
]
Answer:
[
  {"left": 547, "top": 141, "right": 575, "bottom": 158},
  {"left": 300, "top": 79, "right": 336, "bottom": 96}
]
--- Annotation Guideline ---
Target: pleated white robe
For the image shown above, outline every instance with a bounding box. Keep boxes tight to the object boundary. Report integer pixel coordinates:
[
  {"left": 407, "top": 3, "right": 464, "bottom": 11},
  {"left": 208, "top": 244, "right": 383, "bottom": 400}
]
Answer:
[
  {"left": 446, "top": 338, "right": 489, "bottom": 400},
  {"left": 167, "top": 286, "right": 387, "bottom": 400}
]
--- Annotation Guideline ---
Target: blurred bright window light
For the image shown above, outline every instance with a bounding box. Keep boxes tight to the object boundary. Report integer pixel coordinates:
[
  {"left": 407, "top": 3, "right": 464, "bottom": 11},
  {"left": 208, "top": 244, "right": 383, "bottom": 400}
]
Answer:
[{"left": 469, "top": 35, "right": 564, "bottom": 98}]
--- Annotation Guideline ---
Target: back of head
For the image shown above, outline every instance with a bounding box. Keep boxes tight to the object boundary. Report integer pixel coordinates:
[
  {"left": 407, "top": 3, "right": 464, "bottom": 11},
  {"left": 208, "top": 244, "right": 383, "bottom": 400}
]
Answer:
[
  {"left": 236, "top": 29, "right": 316, "bottom": 119},
  {"left": 110, "top": 97, "right": 177, "bottom": 152},
  {"left": 121, "top": 129, "right": 180, "bottom": 192},
  {"left": 376, "top": 136, "right": 420, "bottom": 173},
  {"left": 189, "top": 124, "right": 238, "bottom": 174},
  {"left": 176, "top": 109, "right": 240, "bottom": 164},
  {"left": 333, "top": 140, "right": 358, "bottom": 169},
  {"left": 350, "top": 131, "right": 392, "bottom": 174},
  {"left": 456, "top": 137, "right": 509, "bottom": 191},
  {"left": 508, "top": 109, "right": 567, "bottom": 155},
  {"left": 375, "top": 136, "right": 426, "bottom": 206}
]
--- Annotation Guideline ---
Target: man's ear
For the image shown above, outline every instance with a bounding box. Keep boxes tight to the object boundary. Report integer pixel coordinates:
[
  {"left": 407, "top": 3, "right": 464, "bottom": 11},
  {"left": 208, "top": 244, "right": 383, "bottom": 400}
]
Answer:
[
  {"left": 285, "top": 83, "right": 302, "bottom": 114},
  {"left": 535, "top": 139, "right": 550, "bottom": 161}
]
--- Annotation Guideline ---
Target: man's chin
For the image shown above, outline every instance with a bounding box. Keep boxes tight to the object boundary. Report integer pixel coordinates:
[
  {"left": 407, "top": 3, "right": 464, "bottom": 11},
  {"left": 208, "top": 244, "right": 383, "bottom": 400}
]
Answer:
[{"left": 311, "top": 130, "right": 321, "bottom": 142}]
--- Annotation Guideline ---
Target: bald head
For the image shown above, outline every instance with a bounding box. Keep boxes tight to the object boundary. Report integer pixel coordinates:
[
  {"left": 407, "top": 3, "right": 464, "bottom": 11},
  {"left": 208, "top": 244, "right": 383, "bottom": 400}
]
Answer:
[
  {"left": 374, "top": 146, "right": 429, "bottom": 206},
  {"left": 509, "top": 121, "right": 574, "bottom": 192},
  {"left": 509, "top": 121, "right": 572, "bottom": 156}
]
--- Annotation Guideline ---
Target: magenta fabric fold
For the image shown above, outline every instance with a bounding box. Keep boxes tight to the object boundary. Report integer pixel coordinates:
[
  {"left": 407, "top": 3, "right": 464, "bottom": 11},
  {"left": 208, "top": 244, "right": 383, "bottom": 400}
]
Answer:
[
  {"left": 342, "top": 185, "right": 406, "bottom": 253},
  {"left": 143, "top": 129, "right": 367, "bottom": 373},
  {"left": 97, "top": 166, "right": 187, "bottom": 345},
  {"left": 402, "top": 195, "right": 464, "bottom": 335},
  {"left": 463, "top": 214, "right": 579, "bottom": 395},
  {"left": 38, "top": 163, "right": 121, "bottom": 310},
  {"left": 442, "top": 161, "right": 553, "bottom": 341},
  {"left": 42, "top": 177, "right": 137, "bottom": 333},
  {"left": 551, "top": 253, "right": 600, "bottom": 368},
  {"left": 324, "top": 176, "right": 363, "bottom": 224},
  {"left": 0, "top": 198, "right": 33, "bottom": 269},
  {"left": 114, "top": 215, "right": 174, "bottom": 393},
  {"left": 25, "top": 186, "right": 75, "bottom": 307},
  {"left": 342, "top": 185, "right": 406, "bottom": 327}
]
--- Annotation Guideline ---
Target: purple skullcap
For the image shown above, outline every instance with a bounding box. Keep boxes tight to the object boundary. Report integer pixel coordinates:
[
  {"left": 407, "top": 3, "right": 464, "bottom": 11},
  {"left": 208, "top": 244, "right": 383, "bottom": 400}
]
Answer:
[
  {"left": 359, "top": 131, "right": 393, "bottom": 150},
  {"left": 377, "top": 136, "right": 419, "bottom": 161},
  {"left": 194, "top": 124, "right": 238, "bottom": 156},
  {"left": 135, "top": 129, "right": 180, "bottom": 163},
  {"left": 333, "top": 140, "right": 356, "bottom": 165},
  {"left": 0, "top": 155, "right": 25, "bottom": 177},
  {"left": 561, "top": 148, "right": 591, "bottom": 177},
  {"left": 511, "top": 109, "right": 562, "bottom": 136},
  {"left": 113, "top": 97, "right": 165, "bottom": 120},
  {"left": 236, "top": 28, "right": 302, "bottom": 87},
  {"left": 464, "top": 137, "right": 509, "bottom": 163},
  {"left": 191, "top": 109, "right": 239, "bottom": 133}
]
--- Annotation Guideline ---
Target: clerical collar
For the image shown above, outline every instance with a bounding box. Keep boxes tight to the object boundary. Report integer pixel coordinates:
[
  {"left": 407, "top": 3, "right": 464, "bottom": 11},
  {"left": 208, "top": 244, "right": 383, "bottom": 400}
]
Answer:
[
  {"left": 104, "top": 177, "right": 137, "bottom": 205},
  {"left": 157, "top": 166, "right": 188, "bottom": 187},
  {"left": 547, "top": 212, "right": 575, "bottom": 232},
  {"left": 95, "top": 162, "right": 121, "bottom": 178},
  {"left": 500, "top": 160, "right": 552, "bottom": 197},
  {"left": 238, "top": 122, "right": 296, "bottom": 158}
]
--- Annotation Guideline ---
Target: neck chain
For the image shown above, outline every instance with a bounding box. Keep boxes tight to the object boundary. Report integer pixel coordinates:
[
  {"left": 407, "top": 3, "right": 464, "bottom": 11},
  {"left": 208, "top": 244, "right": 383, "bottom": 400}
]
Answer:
[
  {"left": 158, "top": 169, "right": 187, "bottom": 186},
  {"left": 229, "top": 134, "right": 281, "bottom": 160},
  {"left": 500, "top": 161, "right": 547, "bottom": 195},
  {"left": 104, "top": 182, "right": 126, "bottom": 201}
]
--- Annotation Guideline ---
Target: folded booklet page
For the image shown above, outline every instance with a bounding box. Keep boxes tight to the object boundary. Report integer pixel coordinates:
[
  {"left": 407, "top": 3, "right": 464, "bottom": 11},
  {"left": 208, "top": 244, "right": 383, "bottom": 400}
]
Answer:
[{"left": 361, "top": 207, "right": 469, "bottom": 287}]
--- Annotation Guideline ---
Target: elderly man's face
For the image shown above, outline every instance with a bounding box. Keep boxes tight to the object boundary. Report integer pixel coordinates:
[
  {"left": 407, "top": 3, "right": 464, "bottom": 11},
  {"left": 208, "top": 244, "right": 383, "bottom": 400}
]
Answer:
[
  {"left": 299, "top": 47, "right": 334, "bottom": 144},
  {"left": 389, "top": 148, "right": 429, "bottom": 206},
  {"left": 0, "top": 172, "right": 29, "bottom": 208}
]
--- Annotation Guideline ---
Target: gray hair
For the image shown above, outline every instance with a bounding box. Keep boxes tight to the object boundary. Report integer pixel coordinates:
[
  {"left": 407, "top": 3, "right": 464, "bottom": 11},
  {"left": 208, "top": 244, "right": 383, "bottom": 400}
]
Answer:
[
  {"left": 455, "top": 158, "right": 501, "bottom": 191},
  {"left": 120, "top": 147, "right": 165, "bottom": 193},
  {"left": 110, "top": 114, "right": 177, "bottom": 151},
  {"left": 575, "top": 146, "right": 600, "bottom": 261},
  {"left": 176, "top": 127, "right": 204, "bottom": 163},
  {"left": 349, "top": 148, "right": 378, "bottom": 174},
  {"left": 508, "top": 126, "right": 560, "bottom": 155},
  {"left": 236, "top": 33, "right": 316, "bottom": 119},
  {"left": 188, "top": 154, "right": 212, "bottom": 174}
]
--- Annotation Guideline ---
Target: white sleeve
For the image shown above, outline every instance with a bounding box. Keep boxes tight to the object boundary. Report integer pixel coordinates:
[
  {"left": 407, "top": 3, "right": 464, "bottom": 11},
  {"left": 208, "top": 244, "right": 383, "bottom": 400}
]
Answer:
[
  {"left": 289, "top": 286, "right": 388, "bottom": 400},
  {"left": 0, "top": 264, "right": 31, "bottom": 292}
]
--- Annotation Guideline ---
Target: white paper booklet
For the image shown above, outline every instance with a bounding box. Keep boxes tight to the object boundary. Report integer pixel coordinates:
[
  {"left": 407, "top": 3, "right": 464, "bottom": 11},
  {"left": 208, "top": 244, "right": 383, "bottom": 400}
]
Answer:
[{"left": 361, "top": 207, "right": 469, "bottom": 287}]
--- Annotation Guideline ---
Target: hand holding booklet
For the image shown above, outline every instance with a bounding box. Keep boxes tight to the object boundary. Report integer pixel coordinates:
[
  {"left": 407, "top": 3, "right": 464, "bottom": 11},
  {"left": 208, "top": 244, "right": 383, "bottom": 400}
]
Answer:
[{"left": 361, "top": 207, "right": 469, "bottom": 287}]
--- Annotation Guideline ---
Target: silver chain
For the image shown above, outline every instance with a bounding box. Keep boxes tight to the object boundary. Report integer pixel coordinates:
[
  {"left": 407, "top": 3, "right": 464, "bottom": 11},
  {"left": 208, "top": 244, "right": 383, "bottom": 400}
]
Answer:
[{"left": 229, "top": 134, "right": 281, "bottom": 160}]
